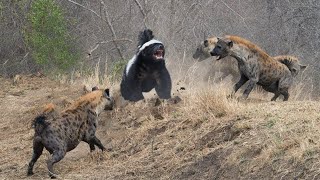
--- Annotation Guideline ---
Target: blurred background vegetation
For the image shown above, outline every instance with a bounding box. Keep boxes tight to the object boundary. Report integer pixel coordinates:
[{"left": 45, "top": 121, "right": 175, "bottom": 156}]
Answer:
[{"left": 0, "top": 0, "right": 319, "bottom": 96}]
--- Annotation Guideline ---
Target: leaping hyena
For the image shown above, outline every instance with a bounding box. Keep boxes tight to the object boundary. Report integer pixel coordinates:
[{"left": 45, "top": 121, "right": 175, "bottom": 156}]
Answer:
[
  {"left": 27, "top": 88, "right": 114, "bottom": 178},
  {"left": 193, "top": 37, "right": 306, "bottom": 76},
  {"left": 210, "top": 35, "right": 307, "bottom": 101}
]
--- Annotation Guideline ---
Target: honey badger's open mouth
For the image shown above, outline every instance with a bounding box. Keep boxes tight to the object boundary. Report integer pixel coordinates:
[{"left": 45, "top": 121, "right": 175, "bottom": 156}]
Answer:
[{"left": 153, "top": 49, "right": 164, "bottom": 60}]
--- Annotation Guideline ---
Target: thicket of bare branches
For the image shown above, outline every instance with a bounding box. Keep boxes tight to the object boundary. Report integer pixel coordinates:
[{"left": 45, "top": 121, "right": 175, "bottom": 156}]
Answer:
[{"left": 1, "top": 0, "right": 319, "bottom": 92}]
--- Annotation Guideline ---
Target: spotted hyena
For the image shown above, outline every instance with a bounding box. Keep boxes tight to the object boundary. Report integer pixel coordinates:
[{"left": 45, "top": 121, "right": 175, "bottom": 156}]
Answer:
[
  {"left": 27, "top": 88, "right": 114, "bottom": 178},
  {"left": 210, "top": 35, "right": 307, "bottom": 101},
  {"left": 193, "top": 37, "right": 219, "bottom": 61},
  {"left": 193, "top": 37, "right": 306, "bottom": 79},
  {"left": 193, "top": 37, "right": 238, "bottom": 82}
]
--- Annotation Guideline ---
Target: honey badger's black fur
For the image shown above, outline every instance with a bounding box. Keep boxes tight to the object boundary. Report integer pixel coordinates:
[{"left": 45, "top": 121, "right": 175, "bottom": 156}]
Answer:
[{"left": 120, "top": 29, "right": 172, "bottom": 102}]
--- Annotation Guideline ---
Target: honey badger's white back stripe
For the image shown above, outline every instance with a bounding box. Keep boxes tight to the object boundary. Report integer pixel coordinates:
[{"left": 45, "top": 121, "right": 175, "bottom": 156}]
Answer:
[
  {"left": 138, "top": 39, "right": 163, "bottom": 52},
  {"left": 126, "top": 55, "right": 137, "bottom": 76},
  {"left": 125, "top": 39, "right": 163, "bottom": 76}
]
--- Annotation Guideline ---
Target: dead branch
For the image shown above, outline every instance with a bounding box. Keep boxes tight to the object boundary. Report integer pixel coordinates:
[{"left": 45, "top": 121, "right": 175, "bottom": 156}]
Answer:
[
  {"left": 100, "top": 1, "right": 125, "bottom": 60},
  {"left": 65, "top": 0, "right": 101, "bottom": 18},
  {"left": 88, "top": 39, "right": 133, "bottom": 55},
  {"left": 132, "top": 0, "right": 147, "bottom": 27}
]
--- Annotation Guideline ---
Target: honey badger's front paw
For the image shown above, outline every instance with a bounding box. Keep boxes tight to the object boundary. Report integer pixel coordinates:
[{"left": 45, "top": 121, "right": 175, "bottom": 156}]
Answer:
[{"left": 27, "top": 170, "right": 34, "bottom": 176}]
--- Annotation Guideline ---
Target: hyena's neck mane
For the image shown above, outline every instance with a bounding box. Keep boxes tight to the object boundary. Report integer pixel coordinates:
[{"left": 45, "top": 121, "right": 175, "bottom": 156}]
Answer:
[
  {"left": 226, "top": 35, "right": 272, "bottom": 62},
  {"left": 63, "top": 91, "right": 104, "bottom": 115}
]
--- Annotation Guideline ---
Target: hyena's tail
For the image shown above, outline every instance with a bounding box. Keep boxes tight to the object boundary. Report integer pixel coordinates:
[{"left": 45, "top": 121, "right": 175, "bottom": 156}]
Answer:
[{"left": 33, "top": 115, "right": 49, "bottom": 135}]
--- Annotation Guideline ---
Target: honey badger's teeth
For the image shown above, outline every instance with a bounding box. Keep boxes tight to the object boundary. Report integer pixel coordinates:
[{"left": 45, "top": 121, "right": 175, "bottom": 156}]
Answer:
[{"left": 154, "top": 50, "right": 164, "bottom": 60}]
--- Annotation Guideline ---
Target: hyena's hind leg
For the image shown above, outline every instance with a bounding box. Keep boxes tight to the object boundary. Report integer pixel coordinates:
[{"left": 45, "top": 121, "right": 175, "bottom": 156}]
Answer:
[
  {"left": 47, "top": 149, "right": 66, "bottom": 178},
  {"left": 271, "top": 92, "right": 281, "bottom": 101},
  {"left": 27, "top": 139, "right": 44, "bottom": 176},
  {"left": 261, "top": 82, "right": 281, "bottom": 101},
  {"left": 278, "top": 75, "right": 293, "bottom": 101},
  {"left": 279, "top": 88, "right": 289, "bottom": 101}
]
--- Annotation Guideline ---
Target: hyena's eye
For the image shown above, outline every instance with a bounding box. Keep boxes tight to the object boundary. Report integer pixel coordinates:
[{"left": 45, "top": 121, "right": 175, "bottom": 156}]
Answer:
[
  {"left": 204, "top": 40, "right": 208, "bottom": 47},
  {"left": 104, "top": 89, "right": 110, "bottom": 98}
]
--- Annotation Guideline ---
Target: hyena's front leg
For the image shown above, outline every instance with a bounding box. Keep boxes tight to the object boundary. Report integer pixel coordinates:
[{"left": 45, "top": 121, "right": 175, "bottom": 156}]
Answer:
[
  {"left": 84, "top": 126, "right": 106, "bottom": 151},
  {"left": 85, "top": 137, "right": 105, "bottom": 151},
  {"left": 233, "top": 74, "right": 249, "bottom": 95},
  {"left": 91, "top": 136, "right": 106, "bottom": 151},
  {"left": 83, "top": 139, "right": 96, "bottom": 152},
  {"left": 242, "top": 78, "right": 258, "bottom": 99}
]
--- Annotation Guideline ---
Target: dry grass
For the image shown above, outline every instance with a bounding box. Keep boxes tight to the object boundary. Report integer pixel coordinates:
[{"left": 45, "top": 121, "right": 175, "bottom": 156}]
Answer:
[{"left": 0, "top": 64, "right": 319, "bottom": 179}]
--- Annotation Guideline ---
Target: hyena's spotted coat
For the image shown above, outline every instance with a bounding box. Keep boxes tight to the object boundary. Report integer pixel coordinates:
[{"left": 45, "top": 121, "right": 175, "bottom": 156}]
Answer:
[
  {"left": 273, "top": 55, "right": 307, "bottom": 77},
  {"left": 193, "top": 37, "right": 306, "bottom": 84},
  {"left": 210, "top": 35, "right": 304, "bottom": 101},
  {"left": 27, "top": 88, "right": 114, "bottom": 178}
]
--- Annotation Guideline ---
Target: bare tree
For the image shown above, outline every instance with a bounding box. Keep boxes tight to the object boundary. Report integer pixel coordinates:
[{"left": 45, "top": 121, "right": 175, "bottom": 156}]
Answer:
[{"left": 1, "top": 0, "right": 319, "bottom": 94}]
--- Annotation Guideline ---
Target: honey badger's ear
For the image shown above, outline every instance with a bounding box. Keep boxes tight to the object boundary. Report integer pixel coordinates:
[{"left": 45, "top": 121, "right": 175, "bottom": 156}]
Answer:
[{"left": 104, "top": 89, "right": 110, "bottom": 97}]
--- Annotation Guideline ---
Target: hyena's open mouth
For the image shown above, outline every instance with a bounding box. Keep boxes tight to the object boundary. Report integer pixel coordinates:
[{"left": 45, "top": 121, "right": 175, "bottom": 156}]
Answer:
[{"left": 153, "top": 49, "right": 164, "bottom": 60}]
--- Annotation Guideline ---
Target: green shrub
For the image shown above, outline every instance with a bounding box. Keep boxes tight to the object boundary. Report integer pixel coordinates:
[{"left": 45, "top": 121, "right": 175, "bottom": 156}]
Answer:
[
  {"left": 110, "top": 60, "right": 128, "bottom": 82},
  {"left": 24, "top": 0, "right": 79, "bottom": 72}
]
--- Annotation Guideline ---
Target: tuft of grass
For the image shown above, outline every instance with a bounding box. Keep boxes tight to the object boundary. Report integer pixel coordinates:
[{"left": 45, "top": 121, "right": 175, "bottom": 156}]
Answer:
[
  {"left": 181, "top": 82, "right": 239, "bottom": 119},
  {"left": 264, "top": 118, "right": 277, "bottom": 128}
]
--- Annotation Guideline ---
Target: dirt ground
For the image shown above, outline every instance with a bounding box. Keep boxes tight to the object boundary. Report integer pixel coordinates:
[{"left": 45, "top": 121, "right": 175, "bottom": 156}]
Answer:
[{"left": 1, "top": 75, "right": 320, "bottom": 180}]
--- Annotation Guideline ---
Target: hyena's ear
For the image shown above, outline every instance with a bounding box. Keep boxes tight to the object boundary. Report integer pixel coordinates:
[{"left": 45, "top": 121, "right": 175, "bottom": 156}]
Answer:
[
  {"left": 92, "top": 86, "right": 99, "bottom": 91},
  {"left": 204, "top": 40, "right": 209, "bottom": 47},
  {"left": 226, "top": 39, "right": 233, "bottom": 47},
  {"left": 300, "top": 64, "right": 307, "bottom": 71},
  {"left": 104, "top": 89, "right": 110, "bottom": 97}
]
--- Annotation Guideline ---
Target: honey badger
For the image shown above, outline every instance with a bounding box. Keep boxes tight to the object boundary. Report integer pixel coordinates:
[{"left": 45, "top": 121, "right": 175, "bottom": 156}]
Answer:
[{"left": 120, "top": 29, "right": 172, "bottom": 101}]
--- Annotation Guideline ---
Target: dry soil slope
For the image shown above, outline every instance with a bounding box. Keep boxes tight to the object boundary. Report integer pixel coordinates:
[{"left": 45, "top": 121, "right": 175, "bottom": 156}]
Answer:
[{"left": 0, "top": 76, "right": 320, "bottom": 179}]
